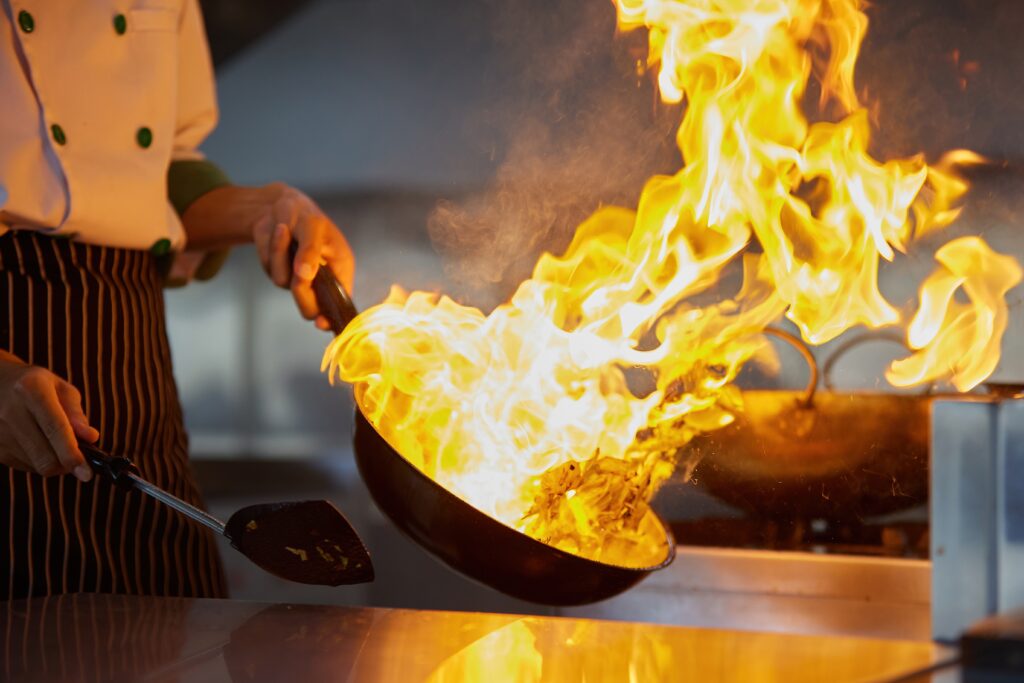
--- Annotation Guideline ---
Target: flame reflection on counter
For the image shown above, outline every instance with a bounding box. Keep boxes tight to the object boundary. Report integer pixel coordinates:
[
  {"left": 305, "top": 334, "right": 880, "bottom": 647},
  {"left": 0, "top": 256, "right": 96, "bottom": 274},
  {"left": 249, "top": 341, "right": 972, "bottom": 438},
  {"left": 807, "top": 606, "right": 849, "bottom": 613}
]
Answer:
[{"left": 1, "top": 595, "right": 954, "bottom": 683}]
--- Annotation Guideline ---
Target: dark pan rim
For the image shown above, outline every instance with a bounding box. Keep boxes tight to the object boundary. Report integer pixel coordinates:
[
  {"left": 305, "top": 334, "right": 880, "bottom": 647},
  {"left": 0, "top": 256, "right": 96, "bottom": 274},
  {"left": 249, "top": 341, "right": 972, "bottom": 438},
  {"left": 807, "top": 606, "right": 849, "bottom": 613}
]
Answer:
[{"left": 354, "top": 406, "right": 677, "bottom": 574}]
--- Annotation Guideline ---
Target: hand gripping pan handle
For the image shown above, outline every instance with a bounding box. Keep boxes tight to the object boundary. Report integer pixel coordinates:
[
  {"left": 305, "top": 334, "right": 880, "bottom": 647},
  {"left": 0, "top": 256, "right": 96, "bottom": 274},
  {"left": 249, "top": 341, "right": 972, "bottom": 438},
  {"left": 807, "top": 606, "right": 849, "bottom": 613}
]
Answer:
[{"left": 288, "top": 241, "right": 358, "bottom": 335}]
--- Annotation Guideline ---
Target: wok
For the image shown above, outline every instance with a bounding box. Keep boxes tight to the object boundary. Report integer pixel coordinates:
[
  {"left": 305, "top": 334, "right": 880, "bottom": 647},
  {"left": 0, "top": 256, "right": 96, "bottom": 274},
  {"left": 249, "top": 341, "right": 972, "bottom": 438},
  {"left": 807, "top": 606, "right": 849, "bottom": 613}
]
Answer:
[
  {"left": 687, "top": 329, "right": 931, "bottom": 519},
  {"left": 306, "top": 257, "right": 675, "bottom": 605},
  {"left": 353, "top": 409, "right": 675, "bottom": 605}
]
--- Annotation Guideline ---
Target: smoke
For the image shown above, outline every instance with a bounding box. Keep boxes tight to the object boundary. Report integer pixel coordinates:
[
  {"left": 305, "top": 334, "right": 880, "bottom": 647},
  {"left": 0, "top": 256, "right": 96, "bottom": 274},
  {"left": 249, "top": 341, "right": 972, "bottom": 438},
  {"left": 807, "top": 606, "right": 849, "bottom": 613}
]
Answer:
[
  {"left": 426, "top": 0, "right": 1024, "bottom": 310},
  {"left": 426, "top": 0, "right": 681, "bottom": 303}
]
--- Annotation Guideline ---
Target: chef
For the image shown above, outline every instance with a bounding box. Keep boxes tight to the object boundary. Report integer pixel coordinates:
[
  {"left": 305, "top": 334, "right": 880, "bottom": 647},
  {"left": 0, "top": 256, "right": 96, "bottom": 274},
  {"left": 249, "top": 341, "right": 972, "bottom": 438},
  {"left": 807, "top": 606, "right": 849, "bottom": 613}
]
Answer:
[{"left": 0, "top": 1, "right": 354, "bottom": 599}]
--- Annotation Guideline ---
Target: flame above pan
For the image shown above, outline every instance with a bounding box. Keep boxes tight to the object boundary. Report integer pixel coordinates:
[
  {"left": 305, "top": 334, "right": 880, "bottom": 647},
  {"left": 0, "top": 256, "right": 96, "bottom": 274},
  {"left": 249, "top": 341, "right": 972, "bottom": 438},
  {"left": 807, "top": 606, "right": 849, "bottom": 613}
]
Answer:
[{"left": 324, "top": 0, "right": 1021, "bottom": 567}]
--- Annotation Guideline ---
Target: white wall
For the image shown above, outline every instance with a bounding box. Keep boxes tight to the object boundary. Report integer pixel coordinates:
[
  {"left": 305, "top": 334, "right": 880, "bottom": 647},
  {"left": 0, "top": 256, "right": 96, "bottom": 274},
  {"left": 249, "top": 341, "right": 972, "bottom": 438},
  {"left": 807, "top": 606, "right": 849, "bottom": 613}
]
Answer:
[{"left": 200, "top": 0, "right": 509, "bottom": 193}]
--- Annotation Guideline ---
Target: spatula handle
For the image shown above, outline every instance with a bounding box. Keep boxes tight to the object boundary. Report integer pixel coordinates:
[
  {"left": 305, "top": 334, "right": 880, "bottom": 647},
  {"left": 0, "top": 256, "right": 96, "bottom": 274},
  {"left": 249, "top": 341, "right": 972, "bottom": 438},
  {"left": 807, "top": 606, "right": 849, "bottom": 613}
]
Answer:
[
  {"left": 288, "top": 241, "right": 358, "bottom": 335},
  {"left": 78, "top": 440, "right": 226, "bottom": 535},
  {"left": 79, "top": 440, "right": 139, "bottom": 491}
]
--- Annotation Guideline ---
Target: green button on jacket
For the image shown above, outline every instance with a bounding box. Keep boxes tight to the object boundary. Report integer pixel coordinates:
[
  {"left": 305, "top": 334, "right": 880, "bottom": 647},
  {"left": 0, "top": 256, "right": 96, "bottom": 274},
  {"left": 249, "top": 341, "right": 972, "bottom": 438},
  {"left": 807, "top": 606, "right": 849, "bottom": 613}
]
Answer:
[
  {"left": 17, "top": 10, "right": 34, "bottom": 33},
  {"left": 136, "top": 127, "right": 153, "bottom": 149},
  {"left": 150, "top": 238, "right": 172, "bottom": 257},
  {"left": 113, "top": 13, "right": 127, "bottom": 35},
  {"left": 50, "top": 124, "right": 66, "bottom": 146}
]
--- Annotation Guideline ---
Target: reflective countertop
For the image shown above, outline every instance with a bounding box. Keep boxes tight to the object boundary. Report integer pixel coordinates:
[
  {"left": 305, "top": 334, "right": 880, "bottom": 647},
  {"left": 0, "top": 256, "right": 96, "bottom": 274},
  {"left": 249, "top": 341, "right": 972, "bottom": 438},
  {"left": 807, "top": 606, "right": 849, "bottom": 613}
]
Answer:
[{"left": 2, "top": 595, "right": 954, "bottom": 682}]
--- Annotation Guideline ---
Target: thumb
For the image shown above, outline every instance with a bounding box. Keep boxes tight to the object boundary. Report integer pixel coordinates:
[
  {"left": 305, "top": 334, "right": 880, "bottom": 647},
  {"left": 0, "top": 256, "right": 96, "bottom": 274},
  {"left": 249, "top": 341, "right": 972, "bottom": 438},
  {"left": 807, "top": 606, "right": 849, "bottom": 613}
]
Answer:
[
  {"left": 325, "top": 235, "right": 355, "bottom": 295},
  {"left": 327, "top": 252, "right": 355, "bottom": 297},
  {"left": 55, "top": 381, "right": 99, "bottom": 443}
]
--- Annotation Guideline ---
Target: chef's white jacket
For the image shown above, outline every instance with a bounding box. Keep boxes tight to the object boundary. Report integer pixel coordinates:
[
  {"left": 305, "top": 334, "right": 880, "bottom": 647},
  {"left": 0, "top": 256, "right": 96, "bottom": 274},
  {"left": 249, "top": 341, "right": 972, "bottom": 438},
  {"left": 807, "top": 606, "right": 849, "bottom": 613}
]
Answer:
[{"left": 0, "top": 0, "right": 226, "bottom": 269}]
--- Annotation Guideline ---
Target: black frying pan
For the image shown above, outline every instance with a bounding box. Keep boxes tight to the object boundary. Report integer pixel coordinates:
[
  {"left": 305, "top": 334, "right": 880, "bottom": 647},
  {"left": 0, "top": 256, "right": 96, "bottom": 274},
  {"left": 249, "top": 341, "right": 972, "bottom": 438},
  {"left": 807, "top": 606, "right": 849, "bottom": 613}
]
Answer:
[
  {"left": 306, "top": 257, "right": 675, "bottom": 605},
  {"left": 352, "top": 409, "right": 675, "bottom": 605}
]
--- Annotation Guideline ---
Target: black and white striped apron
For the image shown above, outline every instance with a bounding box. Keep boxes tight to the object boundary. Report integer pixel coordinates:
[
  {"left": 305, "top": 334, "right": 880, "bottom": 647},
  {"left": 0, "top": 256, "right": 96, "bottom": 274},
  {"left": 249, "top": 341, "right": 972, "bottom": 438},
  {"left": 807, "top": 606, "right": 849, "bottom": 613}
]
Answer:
[{"left": 0, "top": 231, "right": 226, "bottom": 600}]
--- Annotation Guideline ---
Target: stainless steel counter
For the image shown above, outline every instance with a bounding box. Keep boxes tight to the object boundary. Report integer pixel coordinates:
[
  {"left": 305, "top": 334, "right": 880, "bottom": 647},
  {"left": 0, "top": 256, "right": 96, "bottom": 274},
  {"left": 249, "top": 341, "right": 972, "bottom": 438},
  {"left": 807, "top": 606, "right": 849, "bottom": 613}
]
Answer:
[
  {"left": 2, "top": 594, "right": 953, "bottom": 682},
  {"left": 562, "top": 546, "right": 932, "bottom": 641}
]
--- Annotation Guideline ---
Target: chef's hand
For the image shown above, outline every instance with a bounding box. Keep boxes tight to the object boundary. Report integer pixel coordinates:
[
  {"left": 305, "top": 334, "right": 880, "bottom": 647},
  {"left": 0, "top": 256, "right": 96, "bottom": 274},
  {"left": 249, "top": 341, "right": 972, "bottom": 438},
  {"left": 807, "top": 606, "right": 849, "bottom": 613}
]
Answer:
[
  {"left": 0, "top": 351, "right": 98, "bottom": 482},
  {"left": 251, "top": 183, "right": 354, "bottom": 331}
]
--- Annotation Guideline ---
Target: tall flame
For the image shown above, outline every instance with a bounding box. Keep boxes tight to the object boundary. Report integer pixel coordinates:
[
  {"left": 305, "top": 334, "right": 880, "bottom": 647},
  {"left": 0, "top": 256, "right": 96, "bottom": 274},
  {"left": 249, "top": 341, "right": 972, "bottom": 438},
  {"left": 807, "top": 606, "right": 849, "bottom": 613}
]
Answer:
[{"left": 324, "top": 0, "right": 1020, "bottom": 565}]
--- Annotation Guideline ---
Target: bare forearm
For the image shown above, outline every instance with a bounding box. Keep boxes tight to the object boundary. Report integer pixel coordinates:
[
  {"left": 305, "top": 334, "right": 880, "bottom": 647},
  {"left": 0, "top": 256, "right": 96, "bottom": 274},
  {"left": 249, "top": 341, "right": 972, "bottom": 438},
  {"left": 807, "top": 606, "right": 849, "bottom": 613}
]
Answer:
[{"left": 180, "top": 183, "right": 287, "bottom": 250}]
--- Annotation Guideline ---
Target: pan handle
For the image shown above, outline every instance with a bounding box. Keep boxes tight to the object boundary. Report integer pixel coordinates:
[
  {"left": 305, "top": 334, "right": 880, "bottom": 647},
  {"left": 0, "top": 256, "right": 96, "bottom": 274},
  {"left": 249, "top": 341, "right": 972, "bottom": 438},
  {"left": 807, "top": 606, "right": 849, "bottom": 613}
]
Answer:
[
  {"left": 821, "top": 330, "right": 932, "bottom": 394},
  {"left": 78, "top": 440, "right": 139, "bottom": 491},
  {"left": 287, "top": 241, "right": 359, "bottom": 335},
  {"left": 762, "top": 327, "right": 818, "bottom": 407}
]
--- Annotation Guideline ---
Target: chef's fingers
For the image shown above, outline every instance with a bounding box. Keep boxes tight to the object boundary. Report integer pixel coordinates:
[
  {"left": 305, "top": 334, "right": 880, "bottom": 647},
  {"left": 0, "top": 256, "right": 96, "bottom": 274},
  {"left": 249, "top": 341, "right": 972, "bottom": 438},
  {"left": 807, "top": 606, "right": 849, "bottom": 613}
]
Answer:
[
  {"left": 20, "top": 374, "right": 86, "bottom": 478},
  {"left": 54, "top": 382, "right": 95, "bottom": 482},
  {"left": 269, "top": 222, "right": 293, "bottom": 288},
  {"left": 252, "top": 213, "right": 275, "bottom": 276},
  {"left": 272, "top": 188, "right": 300, "bottom": 232},
  {"left": 323, "top": 231, "right": 355, "bottom": 296},
  {"left": 290, "top": 221, "right": 328, "bottom": 321},
  {"left": 7, "top": 370, "right": 65, "bottom": 476},
  {"left": 8, "top": 403, "right": 63, "bottom": 477},
  {"left": 56, "top": 381, "right": 99, "bottom": 444},
  {"left": 290, "top": 276, "right": 319, "bottom": 321},
  {"left": 290, "top": 219, "right": 324, "bottom": 283}
]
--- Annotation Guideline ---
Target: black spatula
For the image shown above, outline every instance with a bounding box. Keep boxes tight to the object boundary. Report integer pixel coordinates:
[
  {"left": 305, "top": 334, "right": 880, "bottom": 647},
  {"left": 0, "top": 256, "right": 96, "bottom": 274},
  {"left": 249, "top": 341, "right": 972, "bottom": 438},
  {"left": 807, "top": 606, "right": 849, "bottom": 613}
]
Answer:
[{"left": 79, "top": 442, "right": 374, "bottom": 586}]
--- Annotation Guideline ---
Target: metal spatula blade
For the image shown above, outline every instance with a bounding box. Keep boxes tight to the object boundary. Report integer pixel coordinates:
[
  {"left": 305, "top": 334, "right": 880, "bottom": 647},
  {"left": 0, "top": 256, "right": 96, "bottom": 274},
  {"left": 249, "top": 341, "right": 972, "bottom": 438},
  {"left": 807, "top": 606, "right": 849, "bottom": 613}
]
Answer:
[
  {"left": 224, "top": 500, "right": 374, "bottom": 586},
  {"left": 80, "top": 442, "right": 374, "bottom": 586}
]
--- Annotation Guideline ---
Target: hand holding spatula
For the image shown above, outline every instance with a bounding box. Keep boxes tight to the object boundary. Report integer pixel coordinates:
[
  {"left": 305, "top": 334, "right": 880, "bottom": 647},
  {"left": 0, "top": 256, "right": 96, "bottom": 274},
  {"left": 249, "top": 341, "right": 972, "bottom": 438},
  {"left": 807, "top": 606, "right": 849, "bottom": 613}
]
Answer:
[{"left": 74, "top": 246, "right": 368, "bottom": 587}]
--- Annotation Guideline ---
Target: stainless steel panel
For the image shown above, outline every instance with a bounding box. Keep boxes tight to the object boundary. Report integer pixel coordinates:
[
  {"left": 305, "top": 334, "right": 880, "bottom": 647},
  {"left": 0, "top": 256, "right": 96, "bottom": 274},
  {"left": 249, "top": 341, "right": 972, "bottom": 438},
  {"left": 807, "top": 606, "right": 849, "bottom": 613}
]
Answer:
[
  {"left": 931, "top": 399, "right": 999, "bottom": 642},
  {"left": 931, "top": 397, "right": 1024, "bottom": 642},
  {"left": 997, "top": 400, "right": 1024, "bottom": 614}
]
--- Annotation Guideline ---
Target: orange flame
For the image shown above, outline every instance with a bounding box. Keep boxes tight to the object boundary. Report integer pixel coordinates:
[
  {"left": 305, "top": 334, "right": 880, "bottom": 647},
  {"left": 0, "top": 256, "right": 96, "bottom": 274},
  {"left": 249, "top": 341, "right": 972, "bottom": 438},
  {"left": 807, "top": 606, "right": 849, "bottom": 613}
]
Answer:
[
  {"left": 324, "top": 0, "right": 1019, "bottom": 565},
  {"left": 887, "top": 237, "right": 1023, "bottom": 392}
]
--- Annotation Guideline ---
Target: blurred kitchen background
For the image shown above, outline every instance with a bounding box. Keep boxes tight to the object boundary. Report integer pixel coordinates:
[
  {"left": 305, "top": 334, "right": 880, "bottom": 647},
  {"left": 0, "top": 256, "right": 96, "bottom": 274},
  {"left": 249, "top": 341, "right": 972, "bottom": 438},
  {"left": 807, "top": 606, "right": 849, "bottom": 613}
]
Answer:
[{"left": 168, "top": 0, "right": 1024, "bottom": 614}]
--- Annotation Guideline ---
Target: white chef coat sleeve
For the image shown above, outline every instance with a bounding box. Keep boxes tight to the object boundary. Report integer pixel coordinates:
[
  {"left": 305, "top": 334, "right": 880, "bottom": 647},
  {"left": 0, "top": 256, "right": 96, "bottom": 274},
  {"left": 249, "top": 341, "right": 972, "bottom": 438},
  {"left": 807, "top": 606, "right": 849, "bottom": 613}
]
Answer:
[
  {"left": 174, "top": 0, "right": 219, "bottom": 162},
  {"left": 165, "top": 0, "right": 232, "bottom": 284}
]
